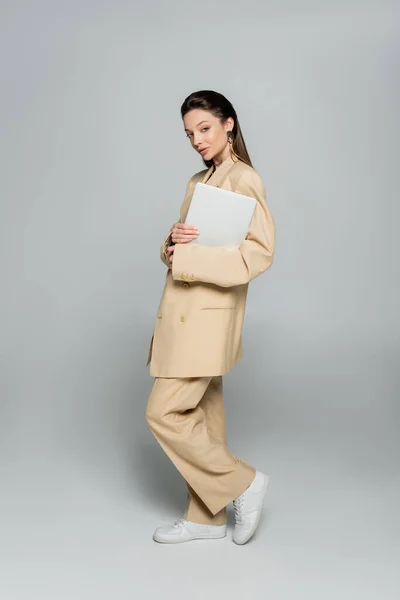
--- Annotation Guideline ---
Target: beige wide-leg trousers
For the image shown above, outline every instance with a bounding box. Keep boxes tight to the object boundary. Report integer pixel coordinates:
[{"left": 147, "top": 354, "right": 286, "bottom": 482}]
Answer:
[{"left": 145, "top": 375, "right": 256, "bottom": 525}]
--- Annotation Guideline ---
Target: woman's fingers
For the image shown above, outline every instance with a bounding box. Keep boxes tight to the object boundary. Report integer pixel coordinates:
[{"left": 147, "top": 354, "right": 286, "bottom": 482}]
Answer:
[
  {"left": 170, "top": 223, "right": 199, "bottom": 244},
  {"left": 167, "top": 245, "right": 175, "bottom": 262},
  {"left": 172, "top": 233, "right": 198, "bottom": 243},
  {"left": 172, "top": 237, "right": 198, "bottom": 244},
  {"left": 174, "top": 223, "right": 198, "bottom": 231},
  {"left": 173, "top": 223, "right": 198, "bottom": 234},
  {"left": 171, "top": 225, "right": 199, "bottom": 244}
]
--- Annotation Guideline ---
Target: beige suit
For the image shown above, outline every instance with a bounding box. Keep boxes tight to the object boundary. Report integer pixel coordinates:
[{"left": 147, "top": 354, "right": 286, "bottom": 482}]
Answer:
[
  {"left": 146, "top": 154, "right": 276, "bottom": 378},
  {"left": 145, "top": 154, "right": 275, "bottom": 525}
]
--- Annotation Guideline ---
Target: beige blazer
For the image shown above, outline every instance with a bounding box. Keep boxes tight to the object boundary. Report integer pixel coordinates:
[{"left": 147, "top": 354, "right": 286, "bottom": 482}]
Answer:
[{"left": 146, "top": 154, "right": 276, "bottom": 378}]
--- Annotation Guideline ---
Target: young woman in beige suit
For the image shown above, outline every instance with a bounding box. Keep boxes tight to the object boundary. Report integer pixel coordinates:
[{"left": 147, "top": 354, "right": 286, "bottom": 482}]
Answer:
[{"left": 145, "top": 90, "right": 276, "bottom": 545}]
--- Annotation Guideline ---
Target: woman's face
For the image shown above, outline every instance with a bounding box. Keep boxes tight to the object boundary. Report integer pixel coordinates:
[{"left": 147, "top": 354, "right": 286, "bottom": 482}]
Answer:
[{"left": 183, "top": 109, "right": 233, "bottom": 164}]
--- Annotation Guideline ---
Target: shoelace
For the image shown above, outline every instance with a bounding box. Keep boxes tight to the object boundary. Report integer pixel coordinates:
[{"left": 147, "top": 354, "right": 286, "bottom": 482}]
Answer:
[
  {"left": 233, "top": 494, "right": 245, "bottom": 525},
  {"left": 172, "top": 517, "right": 188, "bottom": 529}
]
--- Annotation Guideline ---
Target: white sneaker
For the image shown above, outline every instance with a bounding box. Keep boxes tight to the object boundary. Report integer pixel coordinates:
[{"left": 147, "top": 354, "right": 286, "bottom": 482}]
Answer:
[
  {"left": 152, "top": 517, "right": 227, "bottom": 544},
  {"left": 232, "top": 471, "right": 269, "bottom": 545}
]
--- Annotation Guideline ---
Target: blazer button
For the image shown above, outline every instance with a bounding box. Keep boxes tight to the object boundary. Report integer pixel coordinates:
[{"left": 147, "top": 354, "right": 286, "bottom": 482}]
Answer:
[
  {"left": 182, "top": 282, "right": 189, "bottom": 289},
  {"left": 180, "top": 316, "right": 185, "bottom": 322}
]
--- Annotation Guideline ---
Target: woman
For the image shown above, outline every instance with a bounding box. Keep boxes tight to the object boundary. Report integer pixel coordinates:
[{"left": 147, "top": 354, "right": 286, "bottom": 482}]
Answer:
[{"left": 145, "top": 90, "right": 276, "bottom": 545}]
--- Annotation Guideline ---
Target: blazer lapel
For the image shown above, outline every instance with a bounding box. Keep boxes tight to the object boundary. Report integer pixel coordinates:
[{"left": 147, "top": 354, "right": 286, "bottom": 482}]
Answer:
[
  {"left": 201, "top": 164, "right": 214, "bottom": 184},
  {"left": 200, "top": 154, "right": 238, "bottom": 188}
]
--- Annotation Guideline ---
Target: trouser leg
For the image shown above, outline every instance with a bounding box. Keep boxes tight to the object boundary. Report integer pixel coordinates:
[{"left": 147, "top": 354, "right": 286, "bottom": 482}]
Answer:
[
  {"left": 184, "top": 376, "right": 227, "bottom": 525},
  {"left": 145, "top": 376, "right": 256, "bottom": 517}
]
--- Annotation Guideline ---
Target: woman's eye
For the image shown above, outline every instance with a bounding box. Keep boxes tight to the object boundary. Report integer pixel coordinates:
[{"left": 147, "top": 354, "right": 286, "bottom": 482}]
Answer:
[{"left": 185, "top": 127, "right": 208, "bottom": 139}]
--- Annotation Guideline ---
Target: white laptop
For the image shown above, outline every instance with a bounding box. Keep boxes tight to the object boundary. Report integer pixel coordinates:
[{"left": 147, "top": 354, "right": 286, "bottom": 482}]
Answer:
[{"left": 184, "top": 182, "right": 257, "bottom": 247}]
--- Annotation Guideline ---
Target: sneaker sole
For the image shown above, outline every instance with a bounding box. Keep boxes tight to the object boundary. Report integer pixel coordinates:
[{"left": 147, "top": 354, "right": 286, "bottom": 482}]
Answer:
[
  {"left": 153, "top": 531, "right": 227, "bottom": 544},
  {"left": 233, "top": 474, "right": 269, "bottom": 545}
]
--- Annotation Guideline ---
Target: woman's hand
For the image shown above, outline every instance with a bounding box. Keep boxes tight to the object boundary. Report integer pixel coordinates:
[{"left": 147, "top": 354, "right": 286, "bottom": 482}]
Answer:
[
  {"left": 167, "top": 245, "right": 175, "bottom": 264},
  {"left": 171, "top": 223, "right": 199, "bottom": 244},
  {"left": 167, "top": 223, "right": 199, "bottom": 266}
]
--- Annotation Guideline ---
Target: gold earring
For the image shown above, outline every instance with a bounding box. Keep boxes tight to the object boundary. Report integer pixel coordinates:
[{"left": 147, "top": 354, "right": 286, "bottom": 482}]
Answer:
[{"left": 227, "top": 130, "right": 240, "bottom": 161}]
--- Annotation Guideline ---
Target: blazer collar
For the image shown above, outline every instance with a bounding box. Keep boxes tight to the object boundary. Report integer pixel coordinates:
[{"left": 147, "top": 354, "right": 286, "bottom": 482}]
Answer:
[{"left": 200, "top": 153, "right": 239, "bottom": 188}]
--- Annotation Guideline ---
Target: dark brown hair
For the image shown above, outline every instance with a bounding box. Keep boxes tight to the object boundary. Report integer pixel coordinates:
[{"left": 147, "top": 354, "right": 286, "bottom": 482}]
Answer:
[{"left": 180, "top": 90, "right": 253, "bottom": 168}]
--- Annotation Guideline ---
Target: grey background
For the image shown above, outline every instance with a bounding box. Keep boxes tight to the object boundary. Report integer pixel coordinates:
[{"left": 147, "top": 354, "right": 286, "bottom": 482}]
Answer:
[{"left": 1, "top": 0, "right": 399, "bottom": 598}]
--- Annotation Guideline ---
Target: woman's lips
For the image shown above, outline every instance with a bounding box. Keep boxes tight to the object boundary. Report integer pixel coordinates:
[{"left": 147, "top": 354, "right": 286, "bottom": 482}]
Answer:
[{"left": 199, "top": 148, "right": 209, "bottom": 155}]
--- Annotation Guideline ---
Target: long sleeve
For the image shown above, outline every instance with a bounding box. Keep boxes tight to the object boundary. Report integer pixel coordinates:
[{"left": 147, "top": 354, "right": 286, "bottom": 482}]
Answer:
[
  {"left": 160, "top": 229, "right": 173, "bottom": 267},
  {"left": 171, "top": 169, "right": 275, "bottom": 287}
]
